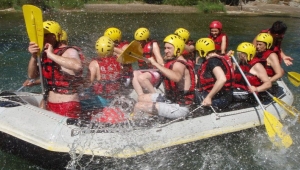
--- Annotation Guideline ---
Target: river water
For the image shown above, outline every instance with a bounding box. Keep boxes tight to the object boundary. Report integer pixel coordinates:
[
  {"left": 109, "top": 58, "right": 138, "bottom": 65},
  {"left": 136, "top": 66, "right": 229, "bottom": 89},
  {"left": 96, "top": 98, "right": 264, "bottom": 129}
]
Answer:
[{"left": 0, "top": 11, "right": 300, "bottom": 169}]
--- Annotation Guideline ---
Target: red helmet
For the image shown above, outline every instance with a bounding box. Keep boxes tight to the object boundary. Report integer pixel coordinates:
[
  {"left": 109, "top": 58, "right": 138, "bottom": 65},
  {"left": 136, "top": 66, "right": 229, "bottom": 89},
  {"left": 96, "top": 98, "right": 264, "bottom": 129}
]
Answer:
[{"left": 209, "top": 21, "right": 222, "bottom": 30}]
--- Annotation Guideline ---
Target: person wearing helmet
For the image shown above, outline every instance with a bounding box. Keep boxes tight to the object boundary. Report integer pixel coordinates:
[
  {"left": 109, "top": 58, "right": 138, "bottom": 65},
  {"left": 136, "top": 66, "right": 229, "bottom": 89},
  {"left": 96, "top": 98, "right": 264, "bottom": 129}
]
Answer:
[
  {"left": 253, "top": 21, "right": 293, "bottom": 66},
  {"left": 253, "top": 33, "right": 284, "bottom": 84},
  {"left": 208, "top": 20, "right": 228, "bottom": 55},
  {"left": 60, "top": 30, "right": 68, "bottom": 46},
  {"left": 195, "top": 38, "right": 233, "bottom": 110},
  {"left": 104, "top": 27, "right": 132, "bottom": 84},
  {"left": 104, "top": 27, "right": 129, "bottom": 56},
  {"left": 132, "top": 27, "right": 164, "bottom": 96},
  {"left": 25, "top": 20, "right": 83, "bottom": 118},
  {"left": 174, "top": 27, "right": 195, "bottom": 65},
  {"left": 132, "top": 34, "right": 195, "bottom": 119},
  {"left": 80, "top": 36, "right": 122, "bottom": 117},
  {"left": 232, "top": 42, "right": 271, "bottom": 104},
  {"left": 89, "top": 36, "right": 122, "bottom": 98}
]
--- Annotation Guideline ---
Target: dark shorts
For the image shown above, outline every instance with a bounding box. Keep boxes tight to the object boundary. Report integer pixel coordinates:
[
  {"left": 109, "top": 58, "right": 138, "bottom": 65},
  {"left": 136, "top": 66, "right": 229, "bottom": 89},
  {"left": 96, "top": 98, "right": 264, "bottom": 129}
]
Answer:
[{"left": 195, "top": 90, "right": 232, "bottom": 110}]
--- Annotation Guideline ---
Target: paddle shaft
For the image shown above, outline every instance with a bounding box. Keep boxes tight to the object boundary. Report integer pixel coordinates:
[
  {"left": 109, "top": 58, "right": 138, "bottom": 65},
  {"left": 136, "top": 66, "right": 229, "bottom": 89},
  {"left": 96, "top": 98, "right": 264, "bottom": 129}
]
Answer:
[
  {"left": 266, "top": 90, "right": 300, "bottom": 118},
  {"left": 37, "top": 54, "right": 45, "bottom": 95},
  {"left": 136, "top": 69, "right": 159, "bottom": 72},
  {"left": 16, "top": 86, "right": 25, "bottom": 92},
  {"left": 16, "top": 76, "right": 36, "bottom": 92},
  {"left": 23, "top": 5, "right": 45, "bottom": 95},
  {"left": 30, "top": 13, "right": 45, "bottom": 94},
  {"left": 128, "top": 52, "right": 149, "bottom": 63},
  {"left": 232, "top": 57, "right": 265, "bottom": 109}
]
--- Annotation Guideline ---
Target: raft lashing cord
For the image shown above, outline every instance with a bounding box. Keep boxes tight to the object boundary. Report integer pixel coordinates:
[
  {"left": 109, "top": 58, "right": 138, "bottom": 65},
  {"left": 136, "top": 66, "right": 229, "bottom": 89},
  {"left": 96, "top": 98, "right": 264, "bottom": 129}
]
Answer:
[
  {"left": 0, "top": 91, "right": 29, "bottom": 107},
  {"left": 0, "top": 91, "right": 72, "bottom": 129},
  {"left": 70, "top": 103, "right": 218, "bottom": 135}
]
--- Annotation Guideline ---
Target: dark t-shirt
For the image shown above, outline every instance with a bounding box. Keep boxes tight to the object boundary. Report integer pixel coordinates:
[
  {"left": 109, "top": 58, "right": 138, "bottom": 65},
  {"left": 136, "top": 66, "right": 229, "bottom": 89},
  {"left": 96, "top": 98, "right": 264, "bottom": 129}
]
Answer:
[{"left": 203, "top": 57, "right": 227, "bottom": 79}]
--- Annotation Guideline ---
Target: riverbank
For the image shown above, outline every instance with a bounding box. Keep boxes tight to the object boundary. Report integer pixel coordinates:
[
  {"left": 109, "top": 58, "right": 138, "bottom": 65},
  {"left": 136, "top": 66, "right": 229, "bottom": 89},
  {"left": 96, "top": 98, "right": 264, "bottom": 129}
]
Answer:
[
  {"left": 1, "top": 2, "right": 300, "bottom": 17},
  {"left": 83, "top": 2, "right": 300, "bottom": 17}
]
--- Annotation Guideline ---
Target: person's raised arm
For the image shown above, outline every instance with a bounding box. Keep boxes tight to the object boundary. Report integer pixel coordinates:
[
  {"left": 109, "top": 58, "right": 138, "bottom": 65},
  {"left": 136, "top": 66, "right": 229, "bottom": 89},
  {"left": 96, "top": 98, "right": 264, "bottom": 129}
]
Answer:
[
  {"left": 152, "top": 42, "right": 164, "bottom": 66},
  {"left": 45, "top": 43, "right": 82, "bottom": 72},
  {"left": 27, "top": 42, "right": 40, "bottom": 79},
  {"left": 149, "top": 57, "right": 184, "bottom": 82},
  {"left": 88, "top": 60, "right": 99, "bottom": 86}
]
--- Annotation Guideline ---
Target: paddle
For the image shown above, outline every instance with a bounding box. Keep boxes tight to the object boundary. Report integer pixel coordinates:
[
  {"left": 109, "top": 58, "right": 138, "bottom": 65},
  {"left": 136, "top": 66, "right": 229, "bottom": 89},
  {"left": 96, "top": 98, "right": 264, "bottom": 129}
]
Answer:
[
  {"left": 266, "top": 91, "right": 300, "bottom": 122},
  {"left": 117, "top": 40, "right": 149, "bottom": 64},
  {"left": 16, "top": 79, "right": 36, "bottom": 92},
  {"left": 232, "top": 56, "right": 293, "bottom": 148},
  {"left": 22, "top": 5, "right": 45, "bottom": 94},
  {"left": 286, "top": 71, "right": 300, "bottom": 87}
]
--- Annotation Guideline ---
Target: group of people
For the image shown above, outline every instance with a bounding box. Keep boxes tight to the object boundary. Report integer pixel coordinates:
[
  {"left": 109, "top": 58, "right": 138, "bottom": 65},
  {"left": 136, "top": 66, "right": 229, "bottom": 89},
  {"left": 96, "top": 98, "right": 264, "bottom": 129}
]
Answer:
[{"left": 22, "top": 19, "right": 292, "bottom": 122}]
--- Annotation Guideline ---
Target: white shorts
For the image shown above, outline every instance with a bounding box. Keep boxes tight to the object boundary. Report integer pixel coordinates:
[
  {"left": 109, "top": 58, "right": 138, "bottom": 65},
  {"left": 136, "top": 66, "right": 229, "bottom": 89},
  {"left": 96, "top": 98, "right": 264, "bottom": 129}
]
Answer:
[{"left": 151, "top": 93, "right": 189, "bottom": 119}]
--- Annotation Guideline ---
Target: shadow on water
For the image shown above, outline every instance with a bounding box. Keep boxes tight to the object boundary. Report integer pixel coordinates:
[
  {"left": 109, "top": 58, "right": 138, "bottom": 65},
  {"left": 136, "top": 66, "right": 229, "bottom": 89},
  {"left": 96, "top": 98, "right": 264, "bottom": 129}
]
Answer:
[
  {"left": 64, "top": 126, "right": 294, "bottom": 170},
  {"left": 1, "top": 11, "right": 300, "bottom": 169},
  {"left": 0, "top": 132, "right": 70, "bottom": 170}
]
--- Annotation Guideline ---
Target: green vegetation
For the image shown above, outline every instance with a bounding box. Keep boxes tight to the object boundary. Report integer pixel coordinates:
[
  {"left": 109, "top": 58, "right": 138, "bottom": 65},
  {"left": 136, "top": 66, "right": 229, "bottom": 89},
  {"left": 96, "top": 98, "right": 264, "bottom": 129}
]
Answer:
[
  {"left": 0, "top": 0, "right": 226, "bottom": 13},
  {"left": 85, "top": 0, "right": 137, "bottom": 4},
  {"left": 0, "top": 0, "right": 86, "bottom": 10},
  {"left": 197, "top": 0, "right": 226, "bottom": 13},
  {"left": 163, "top": 0, "right": 198, "bottom": 6},
  {"left": 45, "top": 0, "right": 85, "bottom": 9}
]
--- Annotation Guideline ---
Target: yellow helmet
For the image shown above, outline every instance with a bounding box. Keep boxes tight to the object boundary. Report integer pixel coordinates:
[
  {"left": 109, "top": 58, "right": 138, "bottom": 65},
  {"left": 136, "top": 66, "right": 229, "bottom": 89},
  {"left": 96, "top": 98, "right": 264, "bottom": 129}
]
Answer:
[
  {"left": 43, "top": 21, "right": 62, "bottom": 41},
  {"left": 163, "top": 34, "right": 185, "bottom": 57},
  {"left": 134, "top": 27, "right": 150, "bottom": 41},
  {"left": 61, "top": 30, "right": 68, "bottom": 42},
  {"left": 237, "top": 42, "right": 256, "bottom": 61},
  {"left": 104, "top": 27, "right": 122, "bottom": 42},
  {"left": 256, "top": 33, "right": 273, "bottom": 49},
  {"left": 95, "top": 36, "right": 114, "bottom": 57},
  {"left": 195, "top": 38, "right": 215, "bottom": 58},
  {"left": 174, "top": 28, "right": 190, "bottom": 43}
]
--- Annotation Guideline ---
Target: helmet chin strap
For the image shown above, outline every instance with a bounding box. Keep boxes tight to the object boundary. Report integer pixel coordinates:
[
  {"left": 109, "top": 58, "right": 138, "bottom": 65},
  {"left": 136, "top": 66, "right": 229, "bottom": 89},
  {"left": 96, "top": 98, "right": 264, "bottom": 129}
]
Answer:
[{"left": 175, "top": 48, "right": 181, "bottom": 57}]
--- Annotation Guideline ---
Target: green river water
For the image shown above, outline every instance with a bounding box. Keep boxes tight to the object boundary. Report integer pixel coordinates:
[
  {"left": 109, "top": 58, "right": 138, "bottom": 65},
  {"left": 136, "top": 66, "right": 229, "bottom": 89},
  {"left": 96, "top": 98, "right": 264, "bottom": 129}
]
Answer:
[{"left": 0, "top": 11, "right": 300, "bottom": 169}]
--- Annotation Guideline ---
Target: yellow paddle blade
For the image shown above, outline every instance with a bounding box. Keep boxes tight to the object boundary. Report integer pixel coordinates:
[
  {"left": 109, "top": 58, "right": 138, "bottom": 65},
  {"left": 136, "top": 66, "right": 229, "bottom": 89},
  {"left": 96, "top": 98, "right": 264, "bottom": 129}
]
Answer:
[
  {"left": 117, "top": 40, "right": 143, "bottom": 64},
  {"left": 287, "top": 72, "right": 300, "bottom": 87},
  {"left": 273, "top": 97, "right": 300, "bottom": 121},
  {"left": 22, "top": 5, "right": 44, "bottom": 51},
  {"left": 264, "top": 110, "right": 293, "bottom": 148}
]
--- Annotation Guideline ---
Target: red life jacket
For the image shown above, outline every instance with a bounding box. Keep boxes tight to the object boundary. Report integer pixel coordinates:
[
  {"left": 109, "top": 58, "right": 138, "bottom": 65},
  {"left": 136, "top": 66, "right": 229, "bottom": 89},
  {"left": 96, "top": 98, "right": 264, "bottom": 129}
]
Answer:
[
  {"left": 116, "top": 41, "right": 133, "bottom": 76},
  {"left": 254, "top": 49, "right": 279, "bottom": 77},
  {"left": 163, "top": 60, "right": 195, "bottom": 105},
  {"left": 198, "top": 55, "right": 234, "bottom": 92},
  {"left": 92, "top": 56, "right": 122, "bottom": 98},
  {"left": 234, "top": 63, "right": 262, "bottom": 91},
  {"left": 261, "top": 29, "right": 284, "bottom": 59},
  {"left": 182, "top": 40, "right": 195, "bottom": 64},
  {"left": 42, "top": 46, "right": 84, "bottom": 94},
  {"left": 138, "top": 40, "right": 157, "bottom": 69},
  {"left": 208, "top": 33, "right": 228, "bottom": 54},
  {"left": 115, "top": 40, "right": 129, "bottom": 49}
]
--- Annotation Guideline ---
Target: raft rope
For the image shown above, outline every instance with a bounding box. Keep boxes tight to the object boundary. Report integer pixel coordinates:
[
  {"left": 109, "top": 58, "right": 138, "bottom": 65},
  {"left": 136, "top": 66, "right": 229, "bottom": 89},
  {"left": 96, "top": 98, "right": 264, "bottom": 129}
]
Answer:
[
  {"left": 0, "top": 93, "right": 42, "bottom": 98},
  {"left": 156, "top": 104, "right": 204, "bottom": 128},
  {"left": 0, "top": 91, "right": 288, "bottom": 132},
  {"left": 0, "top": 94, "right": 72, "bottom": 130}
]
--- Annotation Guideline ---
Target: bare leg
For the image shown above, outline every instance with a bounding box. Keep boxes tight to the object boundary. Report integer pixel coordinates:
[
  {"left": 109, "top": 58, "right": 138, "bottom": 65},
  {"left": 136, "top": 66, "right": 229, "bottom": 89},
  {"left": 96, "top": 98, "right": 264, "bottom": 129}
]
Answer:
[
  {"left": 137, "top": 93, "right": 153, "bottom": 102},
  {"left": 133, "top": 101, "right": 158, "bottom": 119},
  {"left": 137, "top": 72, "right": 156, "bottom": 93},
  {"left": 132, "top": 71, "right": 145, "bottom": 96},
  {"left": 39, "top": 99, "right": 46, "bottom": 109}
]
